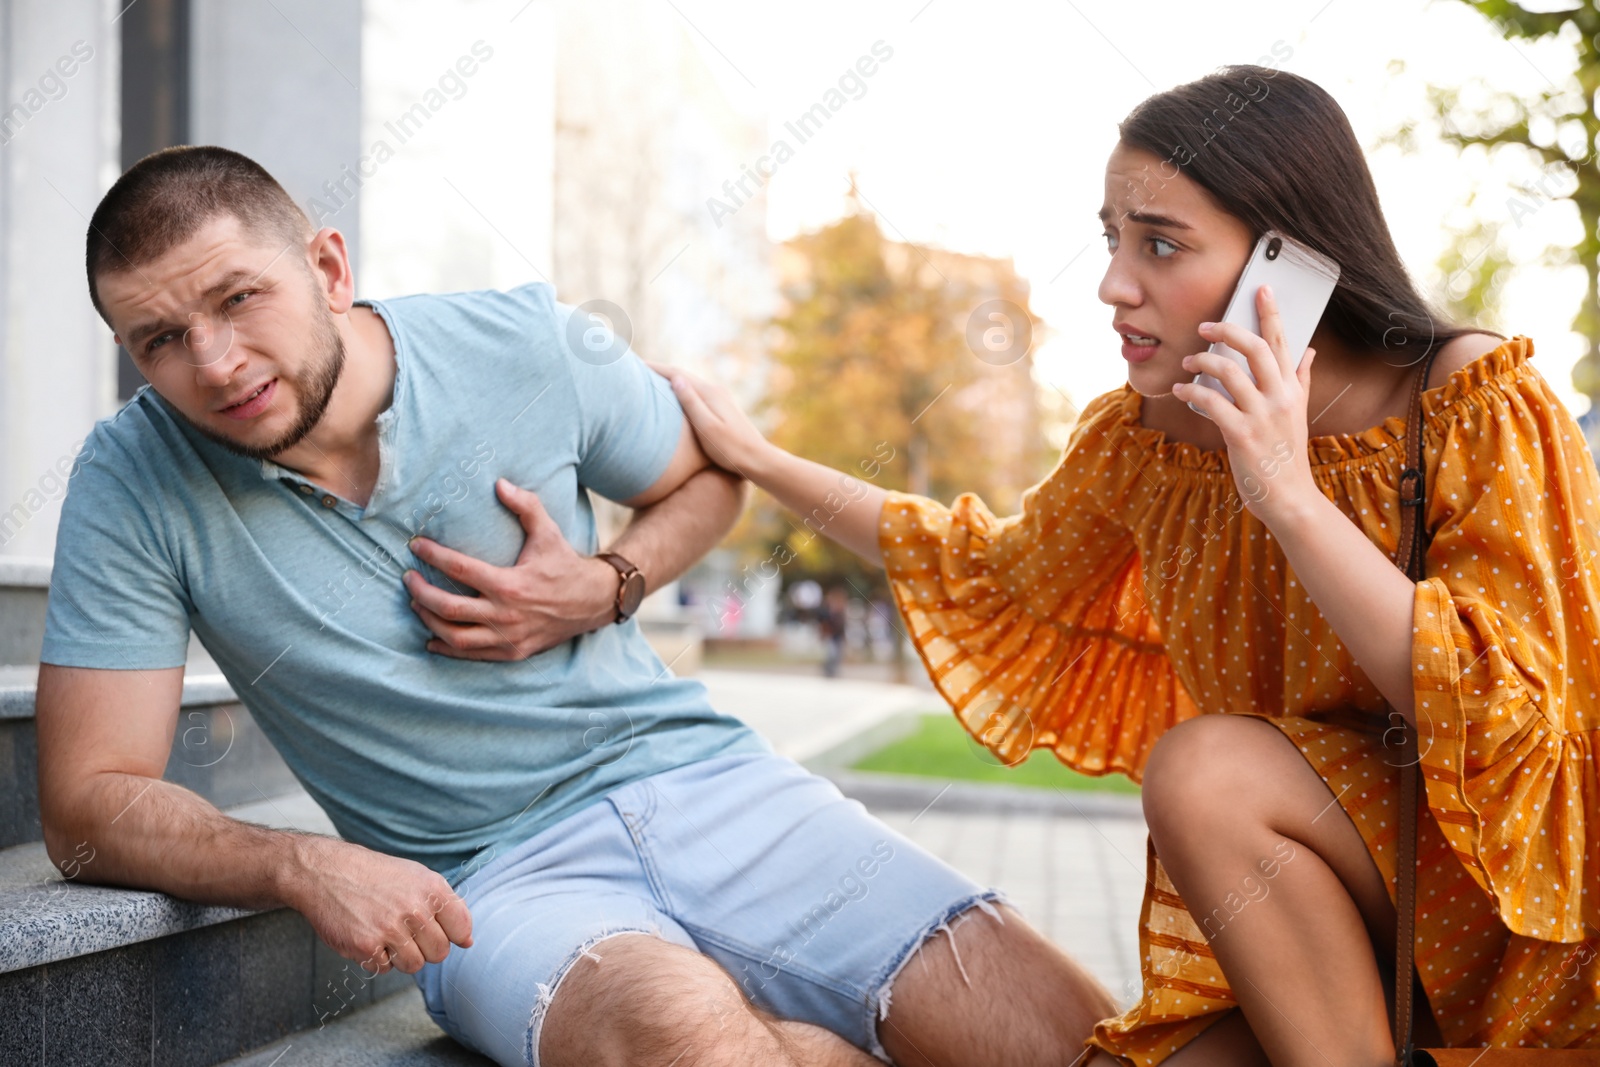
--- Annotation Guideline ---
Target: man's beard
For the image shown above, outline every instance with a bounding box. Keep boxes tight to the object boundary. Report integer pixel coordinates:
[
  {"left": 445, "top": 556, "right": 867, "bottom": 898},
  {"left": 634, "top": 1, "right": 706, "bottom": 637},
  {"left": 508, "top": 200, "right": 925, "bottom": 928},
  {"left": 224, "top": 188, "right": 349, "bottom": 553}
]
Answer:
[{"left": 180, "top": 309, "right": 347, "bottom": 462}]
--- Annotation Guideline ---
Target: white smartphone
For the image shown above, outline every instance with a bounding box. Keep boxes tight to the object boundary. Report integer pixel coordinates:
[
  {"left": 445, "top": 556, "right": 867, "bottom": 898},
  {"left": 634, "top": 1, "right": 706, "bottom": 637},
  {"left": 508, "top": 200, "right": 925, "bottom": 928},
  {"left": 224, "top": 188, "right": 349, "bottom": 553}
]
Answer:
[{"left": 1187, "top": 229, "right": 1341, "bottom": 417}]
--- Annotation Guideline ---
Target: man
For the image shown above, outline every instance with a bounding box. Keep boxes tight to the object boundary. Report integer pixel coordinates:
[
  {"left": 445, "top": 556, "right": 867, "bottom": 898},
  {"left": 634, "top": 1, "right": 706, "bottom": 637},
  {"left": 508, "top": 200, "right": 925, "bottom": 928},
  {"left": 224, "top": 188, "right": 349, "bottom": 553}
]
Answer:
[{"left": 36, "top": 145, "right": 1115, "bottom": 1067}]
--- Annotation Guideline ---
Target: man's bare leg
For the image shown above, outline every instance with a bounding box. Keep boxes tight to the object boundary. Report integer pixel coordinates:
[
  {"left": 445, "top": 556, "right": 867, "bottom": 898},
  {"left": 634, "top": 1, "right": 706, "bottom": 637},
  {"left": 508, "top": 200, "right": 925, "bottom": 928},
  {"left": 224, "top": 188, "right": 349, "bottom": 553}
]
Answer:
[
  {"left": 876, "top": 900, "right": 1120, "bottom": 1066},
  {"left": 541, "top": 903, "right": 1121, "bottom": 1067},
  {"left": 539, "top": 932, "right": 878, "bottom": 1067}
]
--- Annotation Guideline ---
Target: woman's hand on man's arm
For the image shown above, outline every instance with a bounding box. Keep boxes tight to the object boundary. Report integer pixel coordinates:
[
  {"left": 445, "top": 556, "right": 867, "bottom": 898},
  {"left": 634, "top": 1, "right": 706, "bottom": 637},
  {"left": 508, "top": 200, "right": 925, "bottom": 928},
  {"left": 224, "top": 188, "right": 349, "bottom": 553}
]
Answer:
[{"left": 647, "top": 361, "right": 888, "bottom": 567}]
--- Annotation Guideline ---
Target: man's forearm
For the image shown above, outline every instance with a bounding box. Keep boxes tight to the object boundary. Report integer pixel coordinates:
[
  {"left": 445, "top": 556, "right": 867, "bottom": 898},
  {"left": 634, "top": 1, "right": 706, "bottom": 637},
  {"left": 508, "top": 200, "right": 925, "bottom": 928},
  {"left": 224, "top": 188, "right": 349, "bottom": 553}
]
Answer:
[
  {"left": 606, "top": 466, "right": 748, "bottom": 592},
  {"left": 44, "top": 771, "right": 322, "bottom": 912}
]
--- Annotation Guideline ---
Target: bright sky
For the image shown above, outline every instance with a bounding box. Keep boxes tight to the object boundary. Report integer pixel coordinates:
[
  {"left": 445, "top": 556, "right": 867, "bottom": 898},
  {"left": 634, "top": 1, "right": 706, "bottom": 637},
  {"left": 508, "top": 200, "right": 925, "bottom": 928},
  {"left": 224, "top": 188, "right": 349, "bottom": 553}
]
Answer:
[{"left": 668, "top": 0, "right": 1593, "bottom": 419}]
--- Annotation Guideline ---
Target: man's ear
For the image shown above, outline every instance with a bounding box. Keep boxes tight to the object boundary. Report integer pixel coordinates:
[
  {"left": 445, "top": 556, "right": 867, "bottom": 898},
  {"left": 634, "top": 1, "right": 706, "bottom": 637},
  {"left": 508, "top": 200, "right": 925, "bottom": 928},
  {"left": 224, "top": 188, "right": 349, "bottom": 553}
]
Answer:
[{"left": 306, "top": 227, "right": 355, "bottom": 314}]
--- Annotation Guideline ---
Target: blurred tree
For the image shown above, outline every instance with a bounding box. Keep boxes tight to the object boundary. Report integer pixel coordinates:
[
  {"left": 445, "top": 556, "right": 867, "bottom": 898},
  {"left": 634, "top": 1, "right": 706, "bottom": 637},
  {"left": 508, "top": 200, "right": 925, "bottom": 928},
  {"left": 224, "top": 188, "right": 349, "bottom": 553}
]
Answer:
[
  {"left": 715, "top": 192, "right": 1052, "bottom": 673},
  {"left": 1432, "top": 196, "right": 1517, "bottom": 329},
  {"left": 1373, "top": 6, "right": 1600, "bottom": 398},
  {"left": 762, "top": 198, "right": 1045, "bottom": 583}
]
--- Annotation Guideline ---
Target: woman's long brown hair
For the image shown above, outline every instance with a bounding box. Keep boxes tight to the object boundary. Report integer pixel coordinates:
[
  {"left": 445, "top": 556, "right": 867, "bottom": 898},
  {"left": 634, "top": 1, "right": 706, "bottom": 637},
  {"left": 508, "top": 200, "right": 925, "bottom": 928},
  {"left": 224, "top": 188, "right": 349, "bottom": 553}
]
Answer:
[{"left": 1115, "top": 63, "right": 1502, "bottom": 367}]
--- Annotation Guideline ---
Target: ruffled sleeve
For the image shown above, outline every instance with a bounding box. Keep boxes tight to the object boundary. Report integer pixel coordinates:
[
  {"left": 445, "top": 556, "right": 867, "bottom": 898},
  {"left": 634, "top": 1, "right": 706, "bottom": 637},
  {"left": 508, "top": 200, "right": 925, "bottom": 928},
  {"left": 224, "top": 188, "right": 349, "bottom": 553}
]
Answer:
[
  {"left": 1411, "top": 349, "right": 1600, "bottom": 940},
  {"left": 880, "top": 389, "right": 1198, "bottom": 781}
]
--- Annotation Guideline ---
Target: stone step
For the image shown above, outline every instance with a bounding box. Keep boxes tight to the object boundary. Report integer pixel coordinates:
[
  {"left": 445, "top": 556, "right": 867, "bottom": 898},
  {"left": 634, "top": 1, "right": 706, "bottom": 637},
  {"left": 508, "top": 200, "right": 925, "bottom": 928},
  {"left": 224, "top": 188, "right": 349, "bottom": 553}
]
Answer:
[
  {"left": 0, "top": 668, "right": 300, "bottom": 851},
  {"left": 216, "top": 986, "right": 493, "bottom": 1066},
  {"left": 829, "top": 769, "right": 1145, "bottom": 819},
  {"left": 0, "top": 557, "right": 50, "bottom": 670},
  {"left": 0, "top": 788, "right": 433, "bottom": 1066}
]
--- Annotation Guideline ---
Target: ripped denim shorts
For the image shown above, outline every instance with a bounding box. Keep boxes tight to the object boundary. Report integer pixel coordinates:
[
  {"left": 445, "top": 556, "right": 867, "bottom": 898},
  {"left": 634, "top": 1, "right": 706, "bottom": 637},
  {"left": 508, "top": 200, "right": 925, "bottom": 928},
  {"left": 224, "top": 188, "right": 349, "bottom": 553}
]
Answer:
[{"left": 414, "top": 749, "right": 1006, "bottom": 1067}]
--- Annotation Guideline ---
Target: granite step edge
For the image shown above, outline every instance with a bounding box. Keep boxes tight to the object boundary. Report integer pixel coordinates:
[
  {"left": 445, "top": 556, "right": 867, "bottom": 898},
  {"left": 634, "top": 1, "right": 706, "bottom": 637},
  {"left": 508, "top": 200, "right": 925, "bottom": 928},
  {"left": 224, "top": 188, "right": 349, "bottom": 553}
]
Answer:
[
  {"left": 0, "top": 788, "right": 334, "bottom": 973},
  {"left": 826, "top": 769, "right": 1146, "bottom": 821},
  {"left": 0, "top": 669, "right": 238, "bottom": 720}
]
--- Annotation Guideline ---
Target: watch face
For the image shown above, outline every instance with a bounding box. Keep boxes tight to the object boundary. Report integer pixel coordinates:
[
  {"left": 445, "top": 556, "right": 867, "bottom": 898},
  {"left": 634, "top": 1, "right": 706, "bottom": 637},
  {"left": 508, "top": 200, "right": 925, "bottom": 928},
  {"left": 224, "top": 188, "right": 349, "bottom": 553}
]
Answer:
[{"left": 619, "top": 572, "right": 647, "bottom": 617}]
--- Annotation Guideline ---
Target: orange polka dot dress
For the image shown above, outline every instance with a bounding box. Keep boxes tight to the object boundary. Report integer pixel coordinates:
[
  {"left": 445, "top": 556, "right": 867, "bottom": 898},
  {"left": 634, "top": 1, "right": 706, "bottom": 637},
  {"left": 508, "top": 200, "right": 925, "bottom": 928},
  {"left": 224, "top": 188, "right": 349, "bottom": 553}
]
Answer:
[{"left": 878, "top": 336, "right": 1600, "bottom": 1059}]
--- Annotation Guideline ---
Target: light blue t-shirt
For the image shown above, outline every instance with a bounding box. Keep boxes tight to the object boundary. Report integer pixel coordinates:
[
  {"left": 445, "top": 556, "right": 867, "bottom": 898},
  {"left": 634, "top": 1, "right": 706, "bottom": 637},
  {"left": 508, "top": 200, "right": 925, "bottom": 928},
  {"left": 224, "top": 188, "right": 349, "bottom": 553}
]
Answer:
[{"left": 40, "top": 282, "right": 769, "bottom": 884}]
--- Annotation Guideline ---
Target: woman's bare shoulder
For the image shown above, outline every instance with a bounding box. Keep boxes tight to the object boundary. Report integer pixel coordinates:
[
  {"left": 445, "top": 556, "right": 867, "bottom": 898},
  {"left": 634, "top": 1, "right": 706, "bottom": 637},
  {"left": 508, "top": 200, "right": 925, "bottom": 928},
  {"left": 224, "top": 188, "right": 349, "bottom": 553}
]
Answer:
[{"left": 1426, "top": 332, "right": 1507, "bottom": 392}]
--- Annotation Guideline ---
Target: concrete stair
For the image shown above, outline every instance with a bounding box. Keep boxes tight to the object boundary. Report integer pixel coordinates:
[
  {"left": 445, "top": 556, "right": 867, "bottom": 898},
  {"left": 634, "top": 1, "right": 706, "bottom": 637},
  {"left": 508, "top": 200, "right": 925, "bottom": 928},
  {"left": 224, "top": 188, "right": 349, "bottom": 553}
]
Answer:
[
  {"left": 0, "top": 559, "right": 488, "bottom": 1066},
  {"left": 214, "top": 987, "right": 492, "bottom": 1066}
]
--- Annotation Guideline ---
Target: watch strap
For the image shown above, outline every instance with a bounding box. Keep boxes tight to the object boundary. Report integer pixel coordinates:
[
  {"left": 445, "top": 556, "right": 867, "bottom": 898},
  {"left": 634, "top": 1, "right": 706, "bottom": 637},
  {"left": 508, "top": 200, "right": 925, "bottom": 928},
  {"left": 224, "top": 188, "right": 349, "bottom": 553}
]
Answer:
[{"left": 595, "top": 552, "right": 643, "bottom": 623}]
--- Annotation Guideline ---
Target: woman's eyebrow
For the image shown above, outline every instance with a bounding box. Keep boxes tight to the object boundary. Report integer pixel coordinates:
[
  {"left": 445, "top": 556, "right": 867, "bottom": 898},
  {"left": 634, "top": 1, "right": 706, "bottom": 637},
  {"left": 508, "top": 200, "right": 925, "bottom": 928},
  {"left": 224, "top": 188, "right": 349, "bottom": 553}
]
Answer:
[{"left": 1097, "top": 207, "right": 1194, "bottom": 230}]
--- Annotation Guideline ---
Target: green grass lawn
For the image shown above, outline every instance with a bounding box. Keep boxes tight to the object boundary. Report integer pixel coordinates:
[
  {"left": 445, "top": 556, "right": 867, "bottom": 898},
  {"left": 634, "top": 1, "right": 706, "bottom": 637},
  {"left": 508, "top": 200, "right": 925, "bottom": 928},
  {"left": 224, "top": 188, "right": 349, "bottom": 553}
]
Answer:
[{"left": 851, "top": 713, "right": 1141, "bottom": 794}]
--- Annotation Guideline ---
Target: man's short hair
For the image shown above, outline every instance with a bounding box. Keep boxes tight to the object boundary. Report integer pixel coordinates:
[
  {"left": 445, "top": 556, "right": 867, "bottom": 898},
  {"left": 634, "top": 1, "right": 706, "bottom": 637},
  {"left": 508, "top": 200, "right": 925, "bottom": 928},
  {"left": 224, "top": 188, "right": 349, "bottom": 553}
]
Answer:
[{"left": 85, "top": 145, "right": 314, "bottom": 325}]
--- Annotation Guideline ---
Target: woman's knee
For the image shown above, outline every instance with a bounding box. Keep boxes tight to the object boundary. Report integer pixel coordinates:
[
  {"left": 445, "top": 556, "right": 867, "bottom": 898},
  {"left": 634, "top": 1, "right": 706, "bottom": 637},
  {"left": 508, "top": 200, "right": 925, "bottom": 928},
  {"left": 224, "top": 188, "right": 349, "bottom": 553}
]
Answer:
[{"left": 1141, "top": 715, "right": 1288, "bottom": 841}]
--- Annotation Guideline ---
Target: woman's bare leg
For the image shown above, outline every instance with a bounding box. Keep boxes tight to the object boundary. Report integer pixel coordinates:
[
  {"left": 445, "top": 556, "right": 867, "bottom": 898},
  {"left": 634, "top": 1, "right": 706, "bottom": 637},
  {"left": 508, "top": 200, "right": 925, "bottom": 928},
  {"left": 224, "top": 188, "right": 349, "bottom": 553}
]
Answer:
[{"left": 1140, "top": 715, "right": 1400, "bottom": 1067}]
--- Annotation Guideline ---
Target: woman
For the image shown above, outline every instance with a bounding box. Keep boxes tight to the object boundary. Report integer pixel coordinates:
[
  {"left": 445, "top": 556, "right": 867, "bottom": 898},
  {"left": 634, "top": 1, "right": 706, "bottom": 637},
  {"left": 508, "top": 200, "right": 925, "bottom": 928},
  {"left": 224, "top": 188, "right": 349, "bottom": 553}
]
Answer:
[{"left": 654, "top": 65, "right": 1600, "bottom": 1064}]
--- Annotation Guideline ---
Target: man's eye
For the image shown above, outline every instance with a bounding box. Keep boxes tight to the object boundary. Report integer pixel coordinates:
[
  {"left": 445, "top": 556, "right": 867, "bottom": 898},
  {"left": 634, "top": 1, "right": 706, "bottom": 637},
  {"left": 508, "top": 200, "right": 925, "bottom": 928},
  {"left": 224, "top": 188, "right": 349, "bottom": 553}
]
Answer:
[
  {"left": 227, "top": 291, "right": 250, "bottom": 306},
  {"left": 146, "top": 332, "right": 174, "bottom": 354}
]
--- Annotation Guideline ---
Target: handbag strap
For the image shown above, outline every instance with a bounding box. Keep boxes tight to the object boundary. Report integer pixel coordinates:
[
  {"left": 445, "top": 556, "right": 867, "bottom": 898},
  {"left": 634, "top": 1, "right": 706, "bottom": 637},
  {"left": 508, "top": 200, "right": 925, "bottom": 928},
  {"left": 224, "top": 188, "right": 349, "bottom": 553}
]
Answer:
[{"left": 1392, "top": 343, "right": 1441, "bottom": 1065}]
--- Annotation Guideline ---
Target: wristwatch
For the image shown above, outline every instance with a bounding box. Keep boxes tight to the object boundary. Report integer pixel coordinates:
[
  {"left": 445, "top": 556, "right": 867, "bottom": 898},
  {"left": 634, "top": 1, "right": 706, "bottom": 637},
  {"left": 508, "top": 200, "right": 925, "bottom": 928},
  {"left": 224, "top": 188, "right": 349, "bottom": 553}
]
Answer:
[{"left": 596, "top": 552, "right": 646, "bottom": 624}]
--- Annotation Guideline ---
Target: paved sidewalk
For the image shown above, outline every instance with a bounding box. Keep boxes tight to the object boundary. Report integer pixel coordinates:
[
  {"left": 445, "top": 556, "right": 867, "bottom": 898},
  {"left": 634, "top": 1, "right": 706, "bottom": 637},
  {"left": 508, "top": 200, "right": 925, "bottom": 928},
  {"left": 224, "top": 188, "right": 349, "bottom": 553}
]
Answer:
[{"left": 697, "top": 667, "right": 936, "bottom": 764}]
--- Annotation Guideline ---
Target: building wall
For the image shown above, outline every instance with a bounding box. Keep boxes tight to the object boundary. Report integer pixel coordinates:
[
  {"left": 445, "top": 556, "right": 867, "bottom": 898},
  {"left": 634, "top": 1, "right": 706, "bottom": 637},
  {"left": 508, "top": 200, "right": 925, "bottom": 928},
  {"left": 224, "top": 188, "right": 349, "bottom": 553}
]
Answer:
[
  {"left": 0, "top": 0, "right": 363, "bottom": 562},
  {"left": 358, "top": 0, "right": 555, "bottom": 300},
  {"left": 190, "top": 0, "right": 364, "bottom": 275},
  {"left": 0, "top": 0, "right": 120, "bottom": 559},
  {"left": 552, "top": 0, "right": 773, "bottom": 378}
]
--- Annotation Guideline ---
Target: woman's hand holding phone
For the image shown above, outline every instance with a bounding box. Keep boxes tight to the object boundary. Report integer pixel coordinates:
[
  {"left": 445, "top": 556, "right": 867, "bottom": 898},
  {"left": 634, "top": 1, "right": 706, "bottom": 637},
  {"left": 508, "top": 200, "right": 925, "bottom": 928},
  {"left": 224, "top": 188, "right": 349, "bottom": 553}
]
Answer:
[
  {"left": 1172, "top": 284, "right": 1322, "bottom": 527},
  {"left": 1187, "top": 230, "right": 1338, "bottom": 413}
]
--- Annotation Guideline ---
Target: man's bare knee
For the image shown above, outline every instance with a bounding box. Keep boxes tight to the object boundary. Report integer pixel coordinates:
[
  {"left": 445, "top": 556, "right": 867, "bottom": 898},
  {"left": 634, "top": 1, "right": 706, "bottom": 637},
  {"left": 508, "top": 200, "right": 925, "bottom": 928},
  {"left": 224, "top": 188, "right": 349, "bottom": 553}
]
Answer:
[
  {"left": 877, "top": 898, "right": 1116, "bottom": 1067},
  {"left": 901, "top": 899, "right": 1001, "bottom": 991},
  {"left": 890, "top": 899, "right": 1099, "bottom": 1007},
  {"left": 539, "top": 933, "right": 791, "bottom": 1067}
]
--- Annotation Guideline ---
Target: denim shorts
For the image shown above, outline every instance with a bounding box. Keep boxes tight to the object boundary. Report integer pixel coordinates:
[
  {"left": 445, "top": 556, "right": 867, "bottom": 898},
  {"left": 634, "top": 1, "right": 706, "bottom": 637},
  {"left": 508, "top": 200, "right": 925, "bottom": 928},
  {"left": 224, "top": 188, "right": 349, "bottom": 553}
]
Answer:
[{"left": 413, "top": 749, "right": 1006, "bottom": 1067}]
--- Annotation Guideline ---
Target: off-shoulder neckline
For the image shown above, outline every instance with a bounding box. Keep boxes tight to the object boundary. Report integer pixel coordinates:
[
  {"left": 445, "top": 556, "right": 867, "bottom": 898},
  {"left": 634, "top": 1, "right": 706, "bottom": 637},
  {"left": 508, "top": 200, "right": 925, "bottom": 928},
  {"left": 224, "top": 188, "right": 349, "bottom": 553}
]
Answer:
[{"left": 1107, "top": 334, "right": 1535, "bottom": 473}]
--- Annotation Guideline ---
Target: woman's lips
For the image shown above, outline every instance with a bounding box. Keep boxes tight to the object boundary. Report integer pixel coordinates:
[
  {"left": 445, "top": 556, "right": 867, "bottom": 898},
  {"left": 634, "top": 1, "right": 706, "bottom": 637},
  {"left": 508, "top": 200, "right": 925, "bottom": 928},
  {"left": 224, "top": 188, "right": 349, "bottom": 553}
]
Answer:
[{"left": 1121, "top": 336, "right": 1159, "bottom": 363}]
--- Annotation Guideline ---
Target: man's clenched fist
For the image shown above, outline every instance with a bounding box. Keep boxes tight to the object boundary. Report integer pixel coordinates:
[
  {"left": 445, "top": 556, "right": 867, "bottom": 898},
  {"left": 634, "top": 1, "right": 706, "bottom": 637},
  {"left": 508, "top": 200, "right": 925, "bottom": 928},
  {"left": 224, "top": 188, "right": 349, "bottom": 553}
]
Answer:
[{"left": 287, "top": 836, "right": 475, "bottom": 975}]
